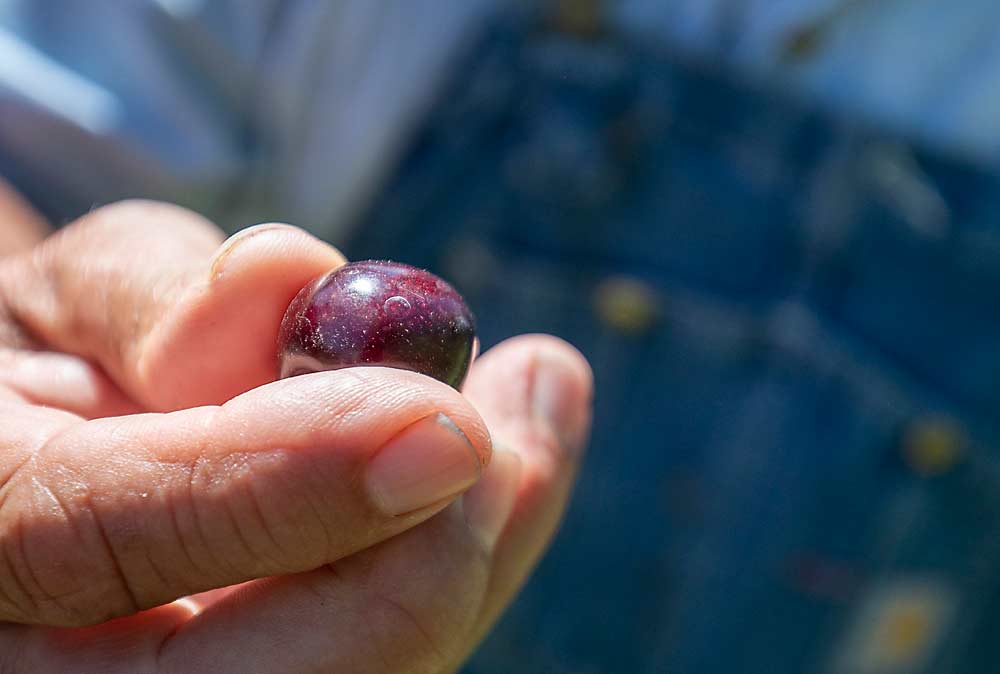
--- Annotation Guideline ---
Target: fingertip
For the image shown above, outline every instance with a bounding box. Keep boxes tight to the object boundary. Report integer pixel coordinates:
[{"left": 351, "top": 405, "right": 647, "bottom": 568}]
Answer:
[
  {"left": 463, "top": 449, "right": 522, "bottom": 550},
  {"left": 482, "top": 334, "right": 593, "bottom": 390},
  {"left": 530, "top": 342, "right": 594, "bottom": 455},
  {"left": 465, "top": 334, "right": 593, "bottom": 456},
  {"left": 208, "top": 223, "right": 346, "bottom": 285}
]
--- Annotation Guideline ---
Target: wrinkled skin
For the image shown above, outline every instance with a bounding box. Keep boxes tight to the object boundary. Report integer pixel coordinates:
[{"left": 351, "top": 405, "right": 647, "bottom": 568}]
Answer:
[{"left": 0, "top": 194, "right": 593, "bottom": 674}]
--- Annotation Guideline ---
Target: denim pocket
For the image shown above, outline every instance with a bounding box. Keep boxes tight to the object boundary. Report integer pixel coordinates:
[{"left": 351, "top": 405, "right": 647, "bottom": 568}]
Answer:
[
  {"left": 811, "top": 143, "right": 1000, "bottom": 425},
  {"left": 347, "top": 15, "right": 1000, "bottom": 674},
  {"left": 655, "top": 297, "right": 1000, "bottom": 674}
]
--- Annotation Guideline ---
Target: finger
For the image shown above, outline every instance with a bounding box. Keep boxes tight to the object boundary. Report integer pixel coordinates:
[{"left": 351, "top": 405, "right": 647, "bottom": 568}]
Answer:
[
  {"left": 5, "top": 453, "right": 520, "bottom": 674},
  {"left": 0, "top": 199, "right": 346, "bottom": 410},
  {"left": 0, "top": 349, "right": 140, "bottom": 418},
  {"left": 148, "top": 453, "right": 521, "bottom": 674},
  {"left": 0, "top": 178, "right": 49, "bottom": 257},
  {"left": 461, "top": 335, "right": 593, "bottom": 642},
  {"left": 0, "top": 367, "right": 490, "bottom": 627},
  {"left": 175, "top": 583, "right": 249, "bottom": 613},
  {"left": 0, "top": 602, "right": 197, "bottom": 674}
]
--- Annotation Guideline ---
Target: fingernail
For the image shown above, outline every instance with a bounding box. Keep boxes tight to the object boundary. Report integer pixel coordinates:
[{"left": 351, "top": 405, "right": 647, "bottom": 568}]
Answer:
[
  {"left": 208, "top": 224, "right": 290, "bottom": 282},
  {"left": 208, "top": 223, "right": 344, "bottom": 283},
  {"left": 533, "top": 354, "right": 590, "bottom": 453},
  {"left": 463, "top": 449, "right": 521, "bottom": 549},
  {"left": 366, "top": 413, "right": 482, "bottom": 516}
]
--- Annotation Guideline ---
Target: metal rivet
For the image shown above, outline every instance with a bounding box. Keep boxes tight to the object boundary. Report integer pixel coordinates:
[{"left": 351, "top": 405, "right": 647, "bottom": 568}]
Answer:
[
  {"left": 551, "top": 0, "right": 605, "bottom": 38},
  {"left": 593, "top": 276, "right": 660, "bottom": 334},
  {"left": 901, "top": 416, "right": 964, "bottom": 477}
]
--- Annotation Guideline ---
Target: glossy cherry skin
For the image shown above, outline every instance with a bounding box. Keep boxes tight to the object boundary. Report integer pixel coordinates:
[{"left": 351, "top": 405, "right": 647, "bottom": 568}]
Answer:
[{"left": 277, "top": 260, "right": 477, "bottom": 389}]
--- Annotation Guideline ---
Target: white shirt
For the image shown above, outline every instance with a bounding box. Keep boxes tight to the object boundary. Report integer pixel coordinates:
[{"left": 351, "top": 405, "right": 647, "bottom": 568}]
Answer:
[{"left": 2, "top": 0, "right": 999, "bottom": 236}]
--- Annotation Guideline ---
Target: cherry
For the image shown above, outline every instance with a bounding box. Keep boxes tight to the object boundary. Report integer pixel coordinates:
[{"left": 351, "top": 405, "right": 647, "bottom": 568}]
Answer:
[{"left": 277, "top": 260, "right": 478, "bottom": 389}]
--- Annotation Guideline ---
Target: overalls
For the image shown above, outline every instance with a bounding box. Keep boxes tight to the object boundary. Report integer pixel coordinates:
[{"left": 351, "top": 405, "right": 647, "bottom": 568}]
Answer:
[{"left": 349, "top": 11, "right": 1000, "bottom": 674}]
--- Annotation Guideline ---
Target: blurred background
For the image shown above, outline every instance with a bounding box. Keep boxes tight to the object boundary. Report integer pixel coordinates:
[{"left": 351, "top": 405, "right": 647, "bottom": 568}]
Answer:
[{"left": 4, "top": 1, "right": 1000, "bottom": 672}]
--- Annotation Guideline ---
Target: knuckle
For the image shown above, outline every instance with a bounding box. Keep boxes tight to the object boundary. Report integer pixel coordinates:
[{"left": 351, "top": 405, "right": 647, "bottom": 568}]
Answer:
[
  {"left": 0, "top": 515, "right": 45, "bottom": 623},
  {"left": 57, "top": 200, "right": 223, "bottom": 268},
  {"left": 176, "top": 440, "right": 326, "bottom": 578},
  {"left": 366, "top": 592, "right": 451, "bottom": 674},
  {"left": 83, "top": 199, "right": 213, "bottom": 237},
  {"left": 0, "top": 501, "right": 101, "bottom": 625},
  {"left": 181, "top": 450, "right": 264, "bottom": 577},
  {"left": 0, "top": 464, "right": 140, "bottom": 625}
]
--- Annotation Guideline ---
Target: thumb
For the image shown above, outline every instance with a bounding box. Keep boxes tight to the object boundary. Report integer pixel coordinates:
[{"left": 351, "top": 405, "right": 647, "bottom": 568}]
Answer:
[{"left": 0, "top": 367, "right": 491, "bottom": 627}]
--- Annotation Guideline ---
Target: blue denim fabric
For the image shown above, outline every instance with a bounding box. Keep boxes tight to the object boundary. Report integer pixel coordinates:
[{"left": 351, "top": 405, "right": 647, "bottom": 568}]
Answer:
[{"left": 348, "top": 14, "right": 1000, "bottom": 674}]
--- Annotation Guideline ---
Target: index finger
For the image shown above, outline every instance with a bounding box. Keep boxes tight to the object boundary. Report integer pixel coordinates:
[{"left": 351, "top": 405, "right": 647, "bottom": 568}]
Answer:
[
  {"left": 0, "top": 178, "right": 49, "bottom": 257},
  {"left": 0, "top": 200, "right": 345, "bottom": 410}
]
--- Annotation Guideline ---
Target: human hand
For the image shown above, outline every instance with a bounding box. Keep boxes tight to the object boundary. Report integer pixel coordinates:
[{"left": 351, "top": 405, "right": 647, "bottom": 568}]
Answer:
[
  {"left": 0, "top": 200, "right": 593, "bottom": 673},
  {"left": 0, "top": 178, "right": 49, "bottom": 257}
]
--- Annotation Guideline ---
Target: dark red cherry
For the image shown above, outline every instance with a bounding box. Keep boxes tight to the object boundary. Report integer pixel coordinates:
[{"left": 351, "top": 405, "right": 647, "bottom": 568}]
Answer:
[{"left": 277, "top": 260, "right": 477, "bottom": 389}]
